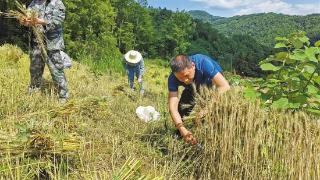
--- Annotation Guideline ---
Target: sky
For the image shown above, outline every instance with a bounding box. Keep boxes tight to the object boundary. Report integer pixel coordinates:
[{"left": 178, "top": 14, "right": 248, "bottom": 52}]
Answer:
[{"left": 147, "top": 0, "right": 320, "bottom": 17}]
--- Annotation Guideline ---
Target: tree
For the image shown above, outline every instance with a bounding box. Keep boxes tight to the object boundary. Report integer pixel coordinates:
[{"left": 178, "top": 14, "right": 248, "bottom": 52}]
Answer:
[
  {"left": 64, "top": 0, "right": 119, "bottom": 61},
  {"left": 111, "top": 0, "right": 155, "bottom": 54},
  {"left": 150, "top": 8, "right": 194, "bottom": 58}
]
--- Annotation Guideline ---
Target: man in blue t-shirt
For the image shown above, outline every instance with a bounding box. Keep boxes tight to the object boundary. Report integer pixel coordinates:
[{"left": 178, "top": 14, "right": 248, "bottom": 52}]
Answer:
[{"left": 168, "top": 54, "right": 230, "bottom": 145}]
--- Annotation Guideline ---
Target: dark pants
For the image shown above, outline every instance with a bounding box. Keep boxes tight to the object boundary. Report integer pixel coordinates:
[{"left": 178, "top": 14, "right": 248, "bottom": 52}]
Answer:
[{"left": 178, "top": 87, "right": 196, "bottom": 118}]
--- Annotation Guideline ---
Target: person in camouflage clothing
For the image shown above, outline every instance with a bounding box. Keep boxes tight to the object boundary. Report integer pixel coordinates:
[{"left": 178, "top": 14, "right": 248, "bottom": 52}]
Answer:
[{"left": 20, "top": 0, "right": 68, "bottom": 103}]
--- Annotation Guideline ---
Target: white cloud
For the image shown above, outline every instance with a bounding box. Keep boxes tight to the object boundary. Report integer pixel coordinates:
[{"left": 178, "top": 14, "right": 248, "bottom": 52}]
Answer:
[
  {"left": 190, "top": 0, "right": 268, "bottom": 9},
  {"left": 236, "top": 1, "right": 320, "bottom": 15},
  {"left": 190, "top": 0, "right": 320, "bottom": 15},
  {"left": 293, "top": 4, "right": 320, "bottom": 15},
  {"left": 236, "top": 0, "right": 292, "bottom": 15}
]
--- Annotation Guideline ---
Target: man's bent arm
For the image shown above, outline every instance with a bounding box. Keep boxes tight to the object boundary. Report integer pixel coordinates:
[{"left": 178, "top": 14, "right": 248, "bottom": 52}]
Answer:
[
  {"left": 169, "top": 91, "right": 197, "bottom": 144},
  {"left": 212, "top": 72, "right": 230, "bottom": 93}
]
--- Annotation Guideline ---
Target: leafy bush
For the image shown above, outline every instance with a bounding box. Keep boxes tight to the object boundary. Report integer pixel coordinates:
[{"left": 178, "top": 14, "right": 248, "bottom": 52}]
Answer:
[{"left": 245, "top": 32, "right": 320, "bottom": 114}]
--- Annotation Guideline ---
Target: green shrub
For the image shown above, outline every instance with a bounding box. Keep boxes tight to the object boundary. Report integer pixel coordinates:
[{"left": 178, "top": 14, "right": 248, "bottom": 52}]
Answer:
[{"left": 245, "top": 32, "right": 320, "bottom": 115}]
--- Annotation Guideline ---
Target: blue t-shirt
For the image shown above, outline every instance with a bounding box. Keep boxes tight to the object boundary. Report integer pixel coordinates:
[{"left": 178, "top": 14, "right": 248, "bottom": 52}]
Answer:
[{"left": 168, "top": 54, "right": 223, "bottom": 92}]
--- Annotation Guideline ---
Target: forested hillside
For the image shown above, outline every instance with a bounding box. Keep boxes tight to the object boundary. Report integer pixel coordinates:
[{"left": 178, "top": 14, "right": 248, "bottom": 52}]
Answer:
[
  {"left": 0, "top": 1, "right": 319, "bottom": 77},
  {"left": 189, "top": 11, "right": 320, "bottom": 47},
  {"left": 187, "top": 10, "right": 224, "bottom": 23}
]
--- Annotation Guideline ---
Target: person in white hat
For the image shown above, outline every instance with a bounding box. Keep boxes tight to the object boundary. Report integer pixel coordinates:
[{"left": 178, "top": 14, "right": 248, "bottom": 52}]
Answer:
[{"left": 124, "top": 50, "right": 145, "bottom": 94}]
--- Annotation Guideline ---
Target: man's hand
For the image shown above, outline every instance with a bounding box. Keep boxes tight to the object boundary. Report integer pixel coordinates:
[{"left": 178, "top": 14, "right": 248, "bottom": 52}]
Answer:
[
  {"left": 212, "top": 72, "right": 230, "bottom": 93},
  {"left": 19, "top": 16, "right": 30, "bottom": 26},
  {"left": 178, "top": 125, "right": 197, "bottom": 145},
  {"left": 19, "top": 17, "right": 46, "bottom": 26},
  {"left": 29, "top": 17, "right": 47, "bottom": 26}
]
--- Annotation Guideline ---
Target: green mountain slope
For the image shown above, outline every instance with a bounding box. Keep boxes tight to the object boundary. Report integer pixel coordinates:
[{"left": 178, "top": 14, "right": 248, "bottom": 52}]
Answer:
[
  {"left": 189, "top": 11, "right": 320, "bottom": 47},
  {"left": 188, "top": 10, "right": 225, "bottom": 23}
]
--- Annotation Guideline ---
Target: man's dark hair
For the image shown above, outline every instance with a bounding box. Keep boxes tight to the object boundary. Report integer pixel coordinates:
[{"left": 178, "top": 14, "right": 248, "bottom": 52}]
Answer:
[{"left": 170, "top": 54, "right": 193, "bottom": 73}]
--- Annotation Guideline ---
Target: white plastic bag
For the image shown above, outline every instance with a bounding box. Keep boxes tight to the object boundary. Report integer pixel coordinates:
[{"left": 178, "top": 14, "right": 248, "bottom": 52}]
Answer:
[
  {"left": 136, "top": 106, "right": 160, "bottom": 122},
  {"left": 60, "top": 51, "right": 72, "bottom": 68}
]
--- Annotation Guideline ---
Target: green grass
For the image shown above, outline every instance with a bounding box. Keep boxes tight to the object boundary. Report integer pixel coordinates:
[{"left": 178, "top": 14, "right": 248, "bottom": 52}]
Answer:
[
  {"left": 80, "top": 55, "right": 125, "bottom": 76},
  {"left": 0, "top": 44, "right": 319, "bottom": 179}
]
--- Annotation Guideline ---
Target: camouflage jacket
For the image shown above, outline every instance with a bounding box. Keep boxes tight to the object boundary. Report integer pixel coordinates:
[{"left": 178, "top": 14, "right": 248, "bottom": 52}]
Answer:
[{"left": 28, "top": 0, "right": 65, "bottom": 51}]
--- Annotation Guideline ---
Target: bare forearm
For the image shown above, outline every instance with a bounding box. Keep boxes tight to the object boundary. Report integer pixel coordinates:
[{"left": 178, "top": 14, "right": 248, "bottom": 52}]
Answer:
[
  {"left": 168, "top": 92, "right": 182, "bottom": 126},
  {"left": 212, "top": 72, "right": 231, "bottom": 94},
  {"left": 169, "top": 109, "right": 183, "bottom": 125}
]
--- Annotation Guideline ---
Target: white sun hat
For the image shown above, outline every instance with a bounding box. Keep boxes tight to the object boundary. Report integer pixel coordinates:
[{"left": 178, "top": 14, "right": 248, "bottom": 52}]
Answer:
[{"left": 124, "top": 50, "right": 142, "bottom": 64}]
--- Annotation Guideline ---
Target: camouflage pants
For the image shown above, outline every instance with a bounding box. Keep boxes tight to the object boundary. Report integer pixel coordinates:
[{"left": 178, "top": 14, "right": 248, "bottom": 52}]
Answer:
[{"left": 29, "top": 48, "right": 69, "bottom": 99}]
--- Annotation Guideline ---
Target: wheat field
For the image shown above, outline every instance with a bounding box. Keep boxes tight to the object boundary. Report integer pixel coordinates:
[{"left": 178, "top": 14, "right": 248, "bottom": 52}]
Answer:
[{"left": 0, "top": 44, "right": 319, "bottom": 179}]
